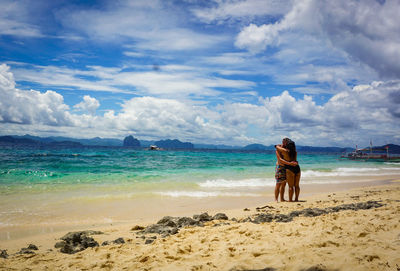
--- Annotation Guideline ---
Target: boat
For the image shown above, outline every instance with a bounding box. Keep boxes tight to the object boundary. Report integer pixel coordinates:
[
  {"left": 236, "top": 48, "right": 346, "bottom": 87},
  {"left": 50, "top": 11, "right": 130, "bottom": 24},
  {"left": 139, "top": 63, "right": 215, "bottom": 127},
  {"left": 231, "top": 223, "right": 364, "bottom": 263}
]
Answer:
[
  {"left": 341, "top": 143, "right": 400, "bottom": 161},
  {"left": 148, "top": 145, "right": 163, "bottom": 151}
]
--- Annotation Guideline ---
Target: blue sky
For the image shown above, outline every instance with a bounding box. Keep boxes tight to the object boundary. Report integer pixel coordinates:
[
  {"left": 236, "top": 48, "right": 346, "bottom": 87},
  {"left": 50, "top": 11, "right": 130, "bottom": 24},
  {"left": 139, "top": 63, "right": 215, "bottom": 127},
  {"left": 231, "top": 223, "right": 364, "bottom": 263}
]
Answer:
[{"left": 1, "top": 0, "right": 399, "bottom": 147}]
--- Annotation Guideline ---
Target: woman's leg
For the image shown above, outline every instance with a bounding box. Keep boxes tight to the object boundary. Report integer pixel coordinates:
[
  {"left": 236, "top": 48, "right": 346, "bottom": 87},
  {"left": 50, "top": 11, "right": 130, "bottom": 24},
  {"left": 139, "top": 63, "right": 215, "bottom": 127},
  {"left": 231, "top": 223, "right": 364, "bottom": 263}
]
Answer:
[
  {"left": 286, "top": 169, "right": 295, "bottom": 202},
  {"left": 294, "top": 171, "right": 301, "bottom": 201}
]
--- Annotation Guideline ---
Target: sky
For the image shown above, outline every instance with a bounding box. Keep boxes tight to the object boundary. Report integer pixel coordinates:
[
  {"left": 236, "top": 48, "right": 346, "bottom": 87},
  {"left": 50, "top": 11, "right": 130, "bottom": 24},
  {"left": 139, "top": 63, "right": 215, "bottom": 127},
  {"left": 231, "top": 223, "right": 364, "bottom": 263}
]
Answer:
[{"left": 0, "top": 0, "right": 399, "bottom": 147}]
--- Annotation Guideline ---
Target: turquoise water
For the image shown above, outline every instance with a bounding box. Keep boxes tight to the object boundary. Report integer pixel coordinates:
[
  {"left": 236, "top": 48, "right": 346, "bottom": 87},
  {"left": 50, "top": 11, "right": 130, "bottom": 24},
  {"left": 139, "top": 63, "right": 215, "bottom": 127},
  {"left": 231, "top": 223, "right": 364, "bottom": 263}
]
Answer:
[
  {"left": 1, "top": 147, "right": 400, "bottom": 232},
  {"left": 1, "top": 147, "right": 399, "bottom": 196}
]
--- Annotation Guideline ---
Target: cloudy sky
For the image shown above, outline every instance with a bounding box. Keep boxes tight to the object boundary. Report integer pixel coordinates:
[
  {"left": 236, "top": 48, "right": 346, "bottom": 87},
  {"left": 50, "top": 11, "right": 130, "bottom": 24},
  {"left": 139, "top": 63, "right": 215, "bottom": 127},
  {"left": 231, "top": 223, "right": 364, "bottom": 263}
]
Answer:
[{"left": 1, "top": 0, "right": 399, "bottom": 147}]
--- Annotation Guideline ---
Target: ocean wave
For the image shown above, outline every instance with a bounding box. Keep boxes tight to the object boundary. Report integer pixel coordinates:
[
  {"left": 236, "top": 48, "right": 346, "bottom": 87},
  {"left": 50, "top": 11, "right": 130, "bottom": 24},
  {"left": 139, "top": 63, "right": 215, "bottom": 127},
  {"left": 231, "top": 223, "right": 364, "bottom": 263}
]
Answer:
[
  {"left": 155, "top": 191, "right": 261, "bottom": 198},
  {"left": 199, "top": 178, "right": 274, "bottom": 188},
  {"left": 302, "top": 167, "right": 400, "bottom": 177}
]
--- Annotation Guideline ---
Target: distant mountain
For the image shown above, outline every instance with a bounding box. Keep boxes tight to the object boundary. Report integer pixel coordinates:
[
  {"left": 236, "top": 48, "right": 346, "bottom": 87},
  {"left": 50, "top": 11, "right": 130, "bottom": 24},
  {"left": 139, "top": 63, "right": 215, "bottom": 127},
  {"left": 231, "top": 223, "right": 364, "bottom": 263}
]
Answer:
[
  {"left": 242, "top": 144, "right": 274, "bottom": 151},
  {"left": 154, "top": 139, "right": 194, "bottom": 149},
  {"left": 123, "top": 135, "right": 141, "bottom": 148},
  {"left": 1, "top": 134, "right": 398, "bottom": 153},
  {"left": 371, "top": 144, "right": 400, "bottom": 154},
  {"left": 12, "top": 134, "right": 122, "bottom": 146},
  {"left": 0, "top": 136, "right": 82, "bottom": 148},
  {"left": 0, "top": 136, "right": 39, "bottom": 145},
  {"left": 297, "top": 146, "right": 351, "bottom": 153}
]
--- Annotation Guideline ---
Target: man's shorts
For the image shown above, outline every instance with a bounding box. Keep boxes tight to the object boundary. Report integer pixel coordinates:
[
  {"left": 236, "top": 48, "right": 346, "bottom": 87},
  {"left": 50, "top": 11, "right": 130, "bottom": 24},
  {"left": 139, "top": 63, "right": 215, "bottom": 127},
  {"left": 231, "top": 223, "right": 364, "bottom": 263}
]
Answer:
[{"left": 275, "top": 164, "right": 286, "bottom": 183}]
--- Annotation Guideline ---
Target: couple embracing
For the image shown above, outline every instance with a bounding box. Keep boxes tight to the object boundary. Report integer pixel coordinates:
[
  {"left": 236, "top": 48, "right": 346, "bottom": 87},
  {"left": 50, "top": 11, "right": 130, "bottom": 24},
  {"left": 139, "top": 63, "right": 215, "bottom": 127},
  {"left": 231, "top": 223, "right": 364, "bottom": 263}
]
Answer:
[{"left": 274, "top": 138, "right": 301, "bottom": 202}]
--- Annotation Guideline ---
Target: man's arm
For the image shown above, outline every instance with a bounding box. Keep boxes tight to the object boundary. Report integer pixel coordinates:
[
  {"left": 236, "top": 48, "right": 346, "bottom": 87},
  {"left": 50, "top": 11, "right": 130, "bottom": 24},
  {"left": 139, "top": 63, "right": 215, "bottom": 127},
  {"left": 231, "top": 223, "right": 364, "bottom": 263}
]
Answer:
[{"left": 275, "top": 147, "right": 298, "bottom": 166}]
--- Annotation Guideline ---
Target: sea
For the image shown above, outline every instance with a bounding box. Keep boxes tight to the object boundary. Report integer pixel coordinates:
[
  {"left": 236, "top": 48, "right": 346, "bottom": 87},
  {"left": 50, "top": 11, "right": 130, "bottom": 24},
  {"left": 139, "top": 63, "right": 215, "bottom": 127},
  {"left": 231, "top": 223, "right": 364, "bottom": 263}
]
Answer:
[{"left": 1, "top": 147, "right": 399, "bottom": 239}]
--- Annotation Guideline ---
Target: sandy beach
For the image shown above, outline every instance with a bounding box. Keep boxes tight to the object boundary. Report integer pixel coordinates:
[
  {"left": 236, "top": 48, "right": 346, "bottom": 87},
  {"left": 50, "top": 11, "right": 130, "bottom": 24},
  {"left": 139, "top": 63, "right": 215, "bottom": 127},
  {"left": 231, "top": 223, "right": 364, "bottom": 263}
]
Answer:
[{"left": 1, "top": 178, "right": 400, "bottom": 271}]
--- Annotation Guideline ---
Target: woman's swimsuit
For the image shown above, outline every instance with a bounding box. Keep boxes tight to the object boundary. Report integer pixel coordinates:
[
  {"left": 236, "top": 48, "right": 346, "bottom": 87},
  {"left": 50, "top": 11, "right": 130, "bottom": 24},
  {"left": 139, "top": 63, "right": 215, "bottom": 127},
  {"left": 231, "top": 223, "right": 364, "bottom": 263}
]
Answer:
[{"left": 285, "top": 164, "right": 300, "bottom": 174}]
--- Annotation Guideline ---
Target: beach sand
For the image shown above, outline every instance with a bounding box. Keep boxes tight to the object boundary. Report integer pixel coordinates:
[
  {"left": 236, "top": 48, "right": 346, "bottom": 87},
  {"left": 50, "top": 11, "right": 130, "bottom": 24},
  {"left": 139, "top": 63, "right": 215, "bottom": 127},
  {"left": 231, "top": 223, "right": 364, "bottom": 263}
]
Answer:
[{"left": 1, "top": 180, "right": 400, "bottom": 270}]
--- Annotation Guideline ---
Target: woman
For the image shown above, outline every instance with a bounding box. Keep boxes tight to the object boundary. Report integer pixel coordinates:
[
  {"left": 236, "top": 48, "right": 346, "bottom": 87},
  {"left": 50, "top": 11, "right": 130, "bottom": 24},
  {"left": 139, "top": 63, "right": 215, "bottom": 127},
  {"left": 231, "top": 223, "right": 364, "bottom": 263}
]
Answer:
[{"left": 275, "top": 138, "right": 301, "bottom": 202}]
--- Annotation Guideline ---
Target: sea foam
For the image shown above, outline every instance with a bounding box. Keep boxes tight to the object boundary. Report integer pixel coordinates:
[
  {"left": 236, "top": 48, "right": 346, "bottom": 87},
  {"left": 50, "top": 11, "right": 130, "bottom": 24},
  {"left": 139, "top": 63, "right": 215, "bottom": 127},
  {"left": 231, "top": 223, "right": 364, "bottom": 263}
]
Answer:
[
  {"left": 155, "top": 191, "right": 261, "bottom": 198},
  {"left": 198, "top": 178, "right": 274, "bottom": 188},
  {"left": 302, "top": 167, "right": 399, "bottom": 178}
]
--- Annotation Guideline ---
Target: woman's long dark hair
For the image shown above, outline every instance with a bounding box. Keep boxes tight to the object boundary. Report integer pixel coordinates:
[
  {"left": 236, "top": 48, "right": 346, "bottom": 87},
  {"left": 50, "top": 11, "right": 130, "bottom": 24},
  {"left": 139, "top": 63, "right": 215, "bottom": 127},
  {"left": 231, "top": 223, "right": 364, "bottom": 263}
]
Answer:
[{"left": 286, "top": 139, "right": 297, "bottom": 161}]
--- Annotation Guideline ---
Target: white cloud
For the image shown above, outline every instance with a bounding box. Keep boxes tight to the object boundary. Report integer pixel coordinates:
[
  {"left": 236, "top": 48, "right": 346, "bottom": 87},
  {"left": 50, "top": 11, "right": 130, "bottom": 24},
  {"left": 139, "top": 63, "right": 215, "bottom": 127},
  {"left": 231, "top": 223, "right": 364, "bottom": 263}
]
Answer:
[
  {"left": 192, "top": 0, "right": 292, "bottom": 23},
  {"left": 1, "top": 64, "right": 399, "bottom": 147},
  {"left": 235, "top": 0, "right": 400, "bottom": 78},
  {"left": 57, "top": 0, "right": 227, "bottom": 51},
  {"left": 0, "top": 0, "right": 43, "bottom": 37},
  {"left": 0, "top": 64, "right": 73, "bottom": 126},
  {"left": 74, "top": 95, "right": 100, "bottom": 115},
  {"left": 10, "top": 63, "right": 255, "bottom": 100}
]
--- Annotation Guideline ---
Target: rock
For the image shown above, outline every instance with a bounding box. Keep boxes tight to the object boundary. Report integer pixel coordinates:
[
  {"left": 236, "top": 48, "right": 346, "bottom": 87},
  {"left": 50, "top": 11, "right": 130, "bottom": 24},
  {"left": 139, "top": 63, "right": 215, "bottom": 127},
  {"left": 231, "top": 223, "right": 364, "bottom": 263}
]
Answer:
[
  {"left": 145, "top": 239, "right": 155, "bottom": 244},
  {"left": 288, "top": 210, "right": 302, "bottom": 218},
  {"left": 213, "top": 213, "right": 229, "bottom": 220},
  {"left": 18, "top": 248, "right": 35, "bottom": 254},
  {"left": 274, "top": 214, "right": 293, "bottom": 223},
  {"left": 302, "top": 208, "right": 327, "bottom": 217},
  {"left": 153, "top": 139, "right": 194, "bottom": 150},
  {"left": 142, "top": 224, "right": 179, "bottom": 236},
  {"left": 56, "top": 231, "right": 101, "bottom": 254},
  {"left": 131, "top": 225, "right": 145, "bottom": 231},
  {"left": 193, "top": 212, "right": 213, "bottom": 222},
  {"left": 27, "top": 244, "right": 38, "bottom": 250},
  {"left": 123, "top": 136, "right": 141, "bottom": 147},
  {"left": 243, "top": 208, "right": 250, "bottom": 211},
  {"left": 157, "top": 216, "right": 177, "bottom": 227},
  {"left": 54, "top": 241, "right": 66, "bottom": 248},
  {"left": 252, "top": 213, "right": 274, "bottom": 224},
  {"left": 102, "top": 238, "right": 124, "bottom": 246},
  {"left": 18, "top": 244, "right": 39, "bottom": 254},
  {"left": 113, "top": 237, "right": 125, "bottom": 244},
  {"left": 177, "top": 217, "right": 201, "bottom": 227},
  {"left": 0, "top": 250, "right": 8, "bottom": 259}
]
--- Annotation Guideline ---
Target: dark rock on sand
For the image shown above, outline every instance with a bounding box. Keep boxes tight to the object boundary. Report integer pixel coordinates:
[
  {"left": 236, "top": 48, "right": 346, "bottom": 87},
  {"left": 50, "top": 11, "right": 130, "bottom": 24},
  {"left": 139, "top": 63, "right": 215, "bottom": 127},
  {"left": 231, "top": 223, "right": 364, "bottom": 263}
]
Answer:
[
  {"left": 301, "top": 208, "right": 327, "bottom": 217},
  {"left": 101, "top": 237, "right": 125, "bottom": 246},
  {"left": 145, "top": 239, "right": 155, "bottom": 244},
  {"left": 141, "top": 213, "right": 228, "bottom": 237},
  {"left": 27, "top": 244, "right": 38, "bottom": 250},
  {"left": 213, "top": 213, "right": 229, "bottom": 220},
  {"left": 193, "top": 212, "right": 213, "bottom": 222},
  {"left": 56, "top": 231, "right": 102, "bottom": 254},
  {"left": 252, "top": 213, "right": 274, "bottom": 224},
  {"left": 131, "top": 225, "right": 145, "bottom": 231},
  {"left": 177, "top": 216, "right": 200, "bottom": 226},
  {"left": 250, "top": 201, "right": 385, "bottom": 225},
  {"left": 18, "top": 244, "right": 39, "bottom": 254},
  {"left": 113, "top": 237, "right": 125, "bottom": 244},
  {"left": 0, "top": 250, "right": 8, "bottom": 259},
  {"left": 142, "top": 223, "right": 179, "bottom": 236},
  {"left": 157, "top": 216, "right": 178, "bottom": 227},
  {"left": 274, "top": 214, "right": 293, "bottom": 223}
]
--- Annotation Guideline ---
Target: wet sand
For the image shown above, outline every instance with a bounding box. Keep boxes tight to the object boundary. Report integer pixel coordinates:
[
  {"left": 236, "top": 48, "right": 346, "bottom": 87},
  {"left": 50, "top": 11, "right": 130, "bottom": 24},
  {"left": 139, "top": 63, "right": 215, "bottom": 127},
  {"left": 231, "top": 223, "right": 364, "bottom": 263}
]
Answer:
[{"left": 1, "top": 177, "right": 400, "bottom": 270}]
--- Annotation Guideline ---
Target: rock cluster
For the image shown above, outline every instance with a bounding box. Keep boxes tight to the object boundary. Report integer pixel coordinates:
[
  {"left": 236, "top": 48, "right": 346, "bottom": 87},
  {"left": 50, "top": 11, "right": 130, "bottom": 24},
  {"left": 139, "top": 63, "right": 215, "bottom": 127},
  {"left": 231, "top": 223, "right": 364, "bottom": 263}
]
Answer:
[
  {"left": 137, "top": 212, "right": 229, "bottom": 238},
  {"left": 18, "top": 244, "right": 38, "bottom": 254},
  {"left": 101, "top": 237, "right": 125, "bottom": 246},
  {"left": 250, "top": 201, "right": 384, "bottom": 224},
  {"left": 55, "top": 231, "right": 103, "bottom": 254},
  {"left": 0, "top": 250, "right": 8, "bottom": 259}
]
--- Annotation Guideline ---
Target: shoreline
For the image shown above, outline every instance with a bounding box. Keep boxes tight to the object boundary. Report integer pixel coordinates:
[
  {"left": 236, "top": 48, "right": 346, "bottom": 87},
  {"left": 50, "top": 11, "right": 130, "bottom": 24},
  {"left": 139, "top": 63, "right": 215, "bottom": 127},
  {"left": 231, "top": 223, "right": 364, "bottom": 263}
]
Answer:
[
  {"left": 1, "top": 177, "right": 400, "bottom": 270},
  {"left": 0, "top": 176, "right": 394, "bottom": 242}
]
